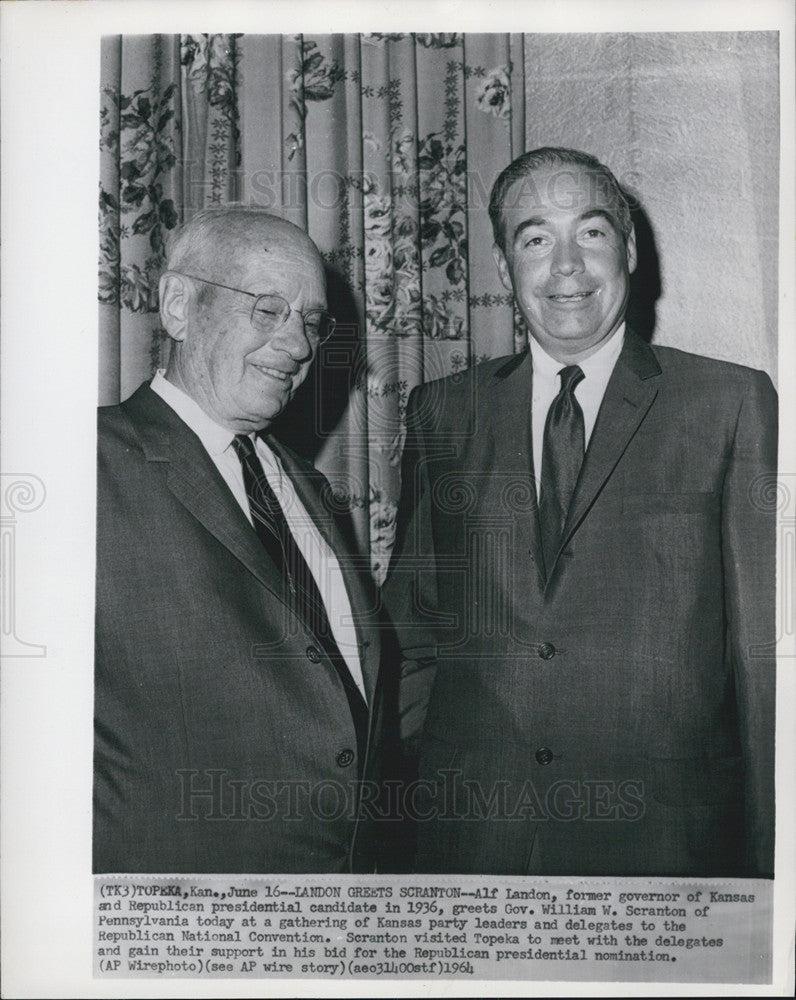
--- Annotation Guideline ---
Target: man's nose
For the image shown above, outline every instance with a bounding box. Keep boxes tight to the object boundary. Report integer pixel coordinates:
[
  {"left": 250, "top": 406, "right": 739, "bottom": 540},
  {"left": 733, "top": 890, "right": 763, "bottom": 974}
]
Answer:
[
  {"left": 272, "top": 310, "right": 314, "bottom": 360},
  {"left": 550, "top": 238, "right": 585, "bottom": 276}
]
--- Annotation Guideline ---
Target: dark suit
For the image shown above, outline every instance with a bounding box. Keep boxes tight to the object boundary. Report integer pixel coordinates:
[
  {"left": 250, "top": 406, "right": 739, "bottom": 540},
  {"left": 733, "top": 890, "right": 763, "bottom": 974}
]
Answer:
[
  {"left": 94, "top": 382, "right": 388, "bottom": 873},
  {"left": 385, "top": 331, "right": 776, "bottom": 876}
]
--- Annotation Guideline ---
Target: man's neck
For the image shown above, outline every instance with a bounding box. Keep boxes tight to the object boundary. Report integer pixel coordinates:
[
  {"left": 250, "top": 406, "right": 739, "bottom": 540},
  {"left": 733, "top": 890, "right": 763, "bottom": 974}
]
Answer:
[{"left": 530, "top": 322, "right": 626, "bottom": 367}]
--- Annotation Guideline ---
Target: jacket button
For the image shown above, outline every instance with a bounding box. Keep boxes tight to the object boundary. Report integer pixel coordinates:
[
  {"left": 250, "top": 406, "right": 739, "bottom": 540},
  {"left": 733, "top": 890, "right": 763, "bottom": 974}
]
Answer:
[
  {"left": 336, "top": 748, "right": 355, "bottom": 768},
  {"left": 535, "top": 747, "right": 554, "bottom": 766},
  {"left": 538, "top": 642, "right": 556, "bottom": 660},
  {"left": 306, "top": 645, "right": 322, "bottom": 663}
]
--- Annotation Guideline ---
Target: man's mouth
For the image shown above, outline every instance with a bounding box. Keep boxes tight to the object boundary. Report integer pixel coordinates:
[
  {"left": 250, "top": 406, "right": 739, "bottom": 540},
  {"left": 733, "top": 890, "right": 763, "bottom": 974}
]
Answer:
[
  {"left": 252, "top": 365, "right": 293, "bottom": 382},
  {"left": 547, "top": 291, "right": 594, "bottom": 302}
]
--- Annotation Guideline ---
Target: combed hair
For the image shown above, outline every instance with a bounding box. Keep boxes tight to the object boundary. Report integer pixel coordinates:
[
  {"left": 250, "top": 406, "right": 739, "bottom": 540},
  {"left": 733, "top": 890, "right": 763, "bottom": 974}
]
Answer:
[{"left": 488, "top": 147, "right": 632, "bottom": 251}]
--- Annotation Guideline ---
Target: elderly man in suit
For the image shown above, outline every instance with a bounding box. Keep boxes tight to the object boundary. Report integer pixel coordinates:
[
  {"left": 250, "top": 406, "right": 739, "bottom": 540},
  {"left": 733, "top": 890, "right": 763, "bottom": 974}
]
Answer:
[
  {"left": 94, "top": 206, "right": 389, "bottom": 873},
  {"left": 385, "top": 147, "right": 777, "bottom": 877}
]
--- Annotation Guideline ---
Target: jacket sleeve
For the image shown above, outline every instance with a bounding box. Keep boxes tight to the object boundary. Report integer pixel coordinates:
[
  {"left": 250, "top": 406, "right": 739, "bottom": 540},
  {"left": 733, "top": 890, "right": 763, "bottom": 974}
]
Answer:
[
  {"left": 382, "top": 384, "right": 441, "bottom": 759},
  {"left": 721, "top": 368, "right": 778, "bottom": 875}
]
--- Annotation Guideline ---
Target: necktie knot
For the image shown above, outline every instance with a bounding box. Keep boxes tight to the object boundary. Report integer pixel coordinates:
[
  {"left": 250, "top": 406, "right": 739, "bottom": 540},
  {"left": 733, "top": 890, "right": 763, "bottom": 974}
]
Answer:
[
  {"left": 232, "top": 433, "right": 283, "bottom": 522},
  {"left": 558, "top": 364, "right": 585, "bottom": 395},
  {"left": 232, "top": 433, "right": 256, "bottom": 462}
]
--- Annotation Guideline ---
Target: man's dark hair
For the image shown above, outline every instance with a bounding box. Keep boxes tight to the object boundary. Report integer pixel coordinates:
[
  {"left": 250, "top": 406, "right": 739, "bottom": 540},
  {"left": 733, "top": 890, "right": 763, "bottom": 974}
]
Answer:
[{"left": 488, "top": 146, "right": 632, "bottom": 251}]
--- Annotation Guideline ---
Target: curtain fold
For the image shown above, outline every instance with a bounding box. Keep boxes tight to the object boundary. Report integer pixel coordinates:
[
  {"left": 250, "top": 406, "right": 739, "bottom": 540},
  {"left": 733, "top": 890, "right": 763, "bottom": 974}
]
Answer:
[{"left": 98, "top": 31, "right": 778, "bottom": 582}]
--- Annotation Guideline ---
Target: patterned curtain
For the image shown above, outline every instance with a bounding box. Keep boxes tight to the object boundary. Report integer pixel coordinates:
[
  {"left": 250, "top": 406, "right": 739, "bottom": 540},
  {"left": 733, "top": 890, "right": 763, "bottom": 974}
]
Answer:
[
  {"left": 99, "top": 32, "right": 778, "bottom": 583},
  {"left": 99, "top": 32, "right": 528, "bottom": 582}
]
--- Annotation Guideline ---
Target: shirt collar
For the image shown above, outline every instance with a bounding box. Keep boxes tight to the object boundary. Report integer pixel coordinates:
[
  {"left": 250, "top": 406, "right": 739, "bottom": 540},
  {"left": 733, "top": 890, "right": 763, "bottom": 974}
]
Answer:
[
  {"left": 530, "top": 322, "right": 625, "bottom": 381},
  {"left": 151, "top": 370, "right": 237, "bottom": 457}
]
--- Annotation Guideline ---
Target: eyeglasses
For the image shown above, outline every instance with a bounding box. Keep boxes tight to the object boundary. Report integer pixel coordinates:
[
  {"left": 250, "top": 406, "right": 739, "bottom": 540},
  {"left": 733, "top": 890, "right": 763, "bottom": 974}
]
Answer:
[{"left": 176, "top": 273, "right": 337, "bottom": 345}]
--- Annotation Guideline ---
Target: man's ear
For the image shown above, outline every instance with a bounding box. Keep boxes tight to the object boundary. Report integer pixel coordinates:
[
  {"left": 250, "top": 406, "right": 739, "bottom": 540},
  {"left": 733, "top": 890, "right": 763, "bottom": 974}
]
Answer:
[
  {"left": 625, "top": 225, "right": 638, "bottom": 275},
  {"left": 159, "top": 272, "right": 191, "bottom": 342},
  {"left": 492, "top": 244, "right": 513, "bottom": 291}
]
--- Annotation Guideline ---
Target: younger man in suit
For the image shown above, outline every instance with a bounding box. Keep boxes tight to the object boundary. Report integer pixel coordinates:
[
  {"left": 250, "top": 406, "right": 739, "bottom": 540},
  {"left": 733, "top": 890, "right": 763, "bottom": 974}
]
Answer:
[{"left": 385, "top": 148, "right": 777, "bottom": 876}]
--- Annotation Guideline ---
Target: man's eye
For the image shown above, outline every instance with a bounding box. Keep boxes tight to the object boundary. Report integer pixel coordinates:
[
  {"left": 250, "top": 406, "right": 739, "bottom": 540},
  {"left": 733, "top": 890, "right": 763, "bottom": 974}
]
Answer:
[
  {"left": 522, "top": 235, "right": 547, "bottom": 248},
  {"left": 582, "top": 228, "right": 606, "bottom": 239},
  {"left": 303, "top": 311, "right": 323, "bottom": 332}
]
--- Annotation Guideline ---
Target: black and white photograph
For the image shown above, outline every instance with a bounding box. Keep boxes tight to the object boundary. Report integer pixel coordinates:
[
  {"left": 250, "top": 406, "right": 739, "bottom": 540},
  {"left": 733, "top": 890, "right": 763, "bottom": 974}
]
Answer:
[
  {"left": 94, "top": 28, "right": 780, "bottom": 879},
  {"left": 2, "top": 1, "right": 794, "bottom": 997}
]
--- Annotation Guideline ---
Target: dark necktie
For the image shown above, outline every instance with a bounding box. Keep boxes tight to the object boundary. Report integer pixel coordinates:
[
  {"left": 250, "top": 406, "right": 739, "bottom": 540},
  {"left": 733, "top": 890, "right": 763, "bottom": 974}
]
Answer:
[
  {"left": 231, "top": 434, "right": 368, "bottom": 761},
  {"left": 539, "top": 365, "right": 585, "bottom": 578}
]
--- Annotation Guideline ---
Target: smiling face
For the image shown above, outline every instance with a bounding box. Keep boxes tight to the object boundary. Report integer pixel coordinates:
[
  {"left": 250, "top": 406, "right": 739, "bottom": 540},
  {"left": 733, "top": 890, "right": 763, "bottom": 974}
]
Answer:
[
  {"left": 162, "top": 218, "right": 326, "bottom": 433},
  {"left": 493, "top": 163, "right": 637, "bottom": 362}
]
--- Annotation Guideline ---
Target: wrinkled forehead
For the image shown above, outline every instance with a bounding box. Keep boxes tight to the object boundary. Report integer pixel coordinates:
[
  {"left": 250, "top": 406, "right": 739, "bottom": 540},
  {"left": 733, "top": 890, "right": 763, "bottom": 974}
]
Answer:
[
  {"left": 502, "top": 164, "right": 623, "bottom": 221},
  {"left": 218, "top": 223, "right": 326, "bottom": 300}
]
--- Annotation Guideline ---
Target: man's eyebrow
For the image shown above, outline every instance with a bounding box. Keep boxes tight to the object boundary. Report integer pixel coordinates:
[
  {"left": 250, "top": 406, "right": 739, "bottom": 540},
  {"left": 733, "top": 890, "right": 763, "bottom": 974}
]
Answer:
[
  {"left": 579, "top": 208, "right": 620, "bottom": 228},
  {"left": 512, "top": 217, "right": 548, "bottom": 243}
]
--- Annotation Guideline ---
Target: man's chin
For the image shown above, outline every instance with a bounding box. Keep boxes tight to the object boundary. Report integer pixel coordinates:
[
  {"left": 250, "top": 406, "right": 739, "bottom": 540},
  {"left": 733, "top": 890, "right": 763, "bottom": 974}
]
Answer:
[
  {"left": 530, "top": 319, "right": 621, "bottom": 356},
  {"left": 231, "top": 395, "right": 291, "bottom": 434}
]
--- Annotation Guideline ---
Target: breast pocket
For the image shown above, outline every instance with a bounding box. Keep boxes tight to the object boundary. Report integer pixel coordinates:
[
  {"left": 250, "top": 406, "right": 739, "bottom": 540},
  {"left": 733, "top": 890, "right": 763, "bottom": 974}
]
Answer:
[{"left": 622, "top": 491, "right": 718, "bottom": 516}]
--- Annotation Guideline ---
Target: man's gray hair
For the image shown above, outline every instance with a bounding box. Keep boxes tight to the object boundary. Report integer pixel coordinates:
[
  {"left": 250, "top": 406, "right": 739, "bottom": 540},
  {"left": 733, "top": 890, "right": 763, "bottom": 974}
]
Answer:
[{"left": 165, "top": 204, "right": 304, "bottom": 274}]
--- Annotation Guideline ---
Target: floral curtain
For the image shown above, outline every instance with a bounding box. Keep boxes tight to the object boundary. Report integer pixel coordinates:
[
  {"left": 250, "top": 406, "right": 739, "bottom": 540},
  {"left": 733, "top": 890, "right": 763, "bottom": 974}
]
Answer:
[
  {"left": 99, "top": 32, "right": 778, "bottom": 583},
  {"left": 99, "top": 33, "right": 528, "bottom": 582}
]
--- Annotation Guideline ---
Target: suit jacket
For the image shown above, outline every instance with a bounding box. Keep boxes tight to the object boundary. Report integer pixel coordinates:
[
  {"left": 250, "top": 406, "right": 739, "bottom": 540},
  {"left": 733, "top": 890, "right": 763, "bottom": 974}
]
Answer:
[
  {"left": 385, "top": 331, "right": 777, "bottom": 877},
  {"left": 94, "top": 382, "right": 390, "bottom": 873}
]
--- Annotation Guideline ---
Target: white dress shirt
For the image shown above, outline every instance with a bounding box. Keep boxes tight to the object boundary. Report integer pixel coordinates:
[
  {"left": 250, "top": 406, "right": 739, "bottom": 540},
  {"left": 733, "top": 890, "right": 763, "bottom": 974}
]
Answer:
[
  {"left": 151, "top": 371, "right": 366, "bottom": 700},
  {"left": 530, "top": 325, "right": 625, "bottom": 491}
]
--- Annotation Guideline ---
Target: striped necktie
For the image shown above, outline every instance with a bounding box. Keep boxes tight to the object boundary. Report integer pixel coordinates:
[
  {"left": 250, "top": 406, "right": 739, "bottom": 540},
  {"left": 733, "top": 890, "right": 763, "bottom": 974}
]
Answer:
[{"left": 232, "top": 434, "right": 368, "bottom": 757}]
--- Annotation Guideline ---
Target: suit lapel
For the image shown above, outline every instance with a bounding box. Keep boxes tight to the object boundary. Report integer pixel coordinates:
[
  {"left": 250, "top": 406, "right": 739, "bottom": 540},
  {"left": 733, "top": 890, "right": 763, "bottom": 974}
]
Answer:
[
  {"left": 124, "top": 384, "right": 380, "bottom": 714},
  {"left": 556, "top": 332, "right": 661, "bottom": 560},
  {"left": 487, "top": 351, "right": 546, "bottom": 592},
  {"left": 122, "top": 384, "right": 294, "bottom": 610}
]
